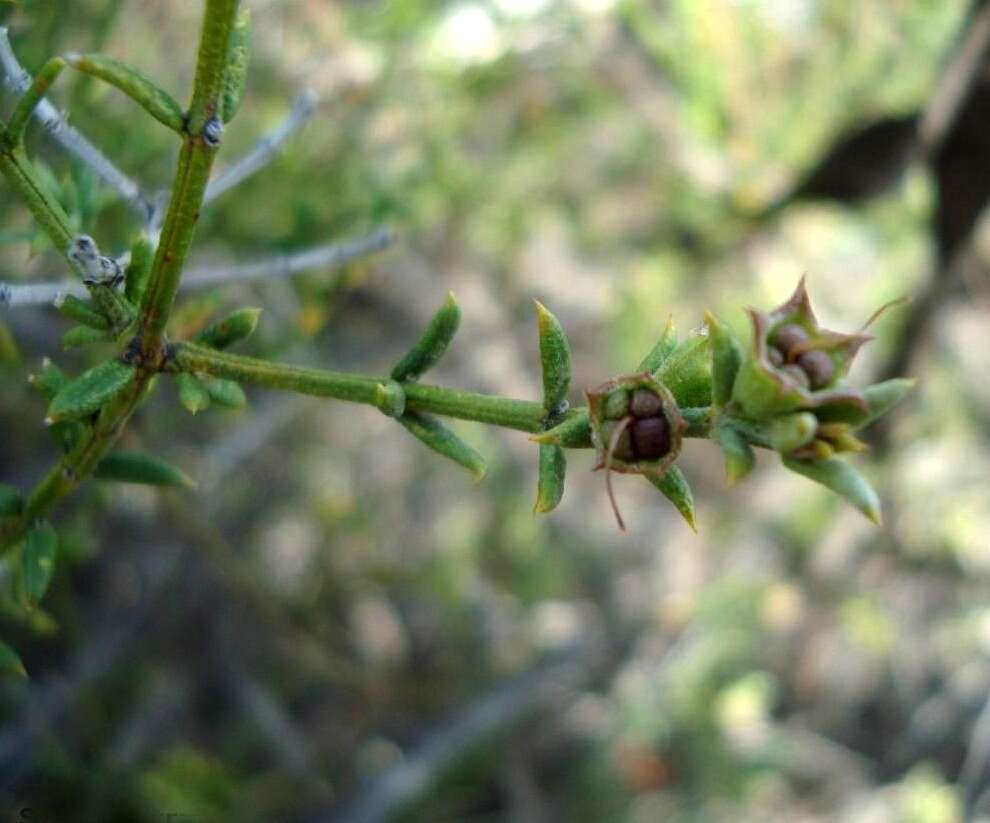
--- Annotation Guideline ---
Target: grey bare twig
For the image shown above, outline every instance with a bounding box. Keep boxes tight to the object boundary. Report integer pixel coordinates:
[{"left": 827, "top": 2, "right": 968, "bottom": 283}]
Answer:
[
  {"left": 0, "top": 227, "right": 393, "bottom": 308},
  {"left": 203, "top": 88, "right": 320, "bottom": 205},
  {"left": 0, "top": 27, "right": 154, "bottom": 222}
]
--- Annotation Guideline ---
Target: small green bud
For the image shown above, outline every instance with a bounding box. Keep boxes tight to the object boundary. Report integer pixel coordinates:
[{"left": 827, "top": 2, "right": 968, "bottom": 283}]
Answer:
[{"left": 766, "top": 412, "right": 818, "bottom": 454}]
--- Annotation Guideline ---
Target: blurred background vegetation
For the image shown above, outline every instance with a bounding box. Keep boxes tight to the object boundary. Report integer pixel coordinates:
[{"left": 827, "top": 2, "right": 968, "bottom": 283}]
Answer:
[{"left": 1, "top": 0, "right": 989, "bottom": 821}]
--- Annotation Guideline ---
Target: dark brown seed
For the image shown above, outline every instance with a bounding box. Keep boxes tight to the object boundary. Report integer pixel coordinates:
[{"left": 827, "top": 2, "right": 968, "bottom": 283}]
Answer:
[
  {"left": 631, "top": 416, "right": 671, "bottom": 459},
  {"left": 772, "top": 323, "right": 809, "bottom": 357},
  {"left": 602, "top": 421, "right": 635, "bottom": 460},
  {"left": 782, "top": 363, "right": 810, "bottom": 388},
  {"left": 603, "top": 390, "right": 630, "bottom": 419},
  {"left": 629, "top": 388, "right": 663, "bottom": 418},
  {"left": 767, "top": 345, "right": 785, "bottom": 367},
  {"left": 797, "top": 349, "right": 835, "bottom": 389}
]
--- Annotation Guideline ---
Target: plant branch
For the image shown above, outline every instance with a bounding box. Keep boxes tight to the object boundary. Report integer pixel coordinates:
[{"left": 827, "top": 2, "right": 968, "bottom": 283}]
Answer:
[
  {"left": 172, "top": 341, "right": 714, "bottom": 439},
  {"left": 0, "top": 228, "right": 393, "bottom": 308},
  {"left": 0, "top": 143, "right": 74, "bottom": 251},
  {"left": 203, "top": 88, "right": 319, "bottom": 205},
  {"left": 0, "top": 27, "right": 152, "bottom": 221},
  {"left": 136, "top": 0, "right": 241, "bottom": 356}
]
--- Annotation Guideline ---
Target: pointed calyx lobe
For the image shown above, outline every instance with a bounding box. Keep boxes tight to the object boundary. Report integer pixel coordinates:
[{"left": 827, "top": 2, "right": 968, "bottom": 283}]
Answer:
[{"left": 731, "top": 276, "right": 872, "bottom": 422}]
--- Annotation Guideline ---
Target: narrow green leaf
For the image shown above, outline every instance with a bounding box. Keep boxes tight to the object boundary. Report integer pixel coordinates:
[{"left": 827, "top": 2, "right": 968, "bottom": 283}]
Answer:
[
  {"left": 46, "top": 359, "right": 136, "bottom": 423},
  {"left": 860, "top": 378, "right": 917, "bottom": 428},
  {"left": 195, "top": 307, "right": 261, "bottom": 350},
  {"left": 64, "top": 53, "right": 185, "bottom": 132},
  {"left": 783, "top": 456, "right": 882, "bottom": 525},
  {"left": 202, "top": 376, "right": 246, "bottom": 408},
  {"left": 534, "top": 300, "right": 571, "bottom": 413},
  {"left": 638, "top": 316, "right": 677, "bottom": 373},
  {"left": 220, "top": 8, "right": 252, "bottom": 123},
  {"left": 56, "top": 294, "right": 109, "bottom": 330},
  {"left": 654, "top": 331, "right": 712, "bottom": 408},
  {"left": 8, "top": 56, "right": 67, "bottom": 143},
  {"left": 19, "top": 521, "right": 57, "bottom": 608},
  {"left": 391, "top": 292, "right": 461, "bottom": 382},
  {"left": 62, "top": 324, "right": 112, "bottom": 349},
  {"left": 647, "top": 465, "right": 696, "bottom": 531},
  {"left": 534, "top": 444, "right": 566, "bottom": 514},
  {"left": 715, "top": 424, "right": 756, "bottom": 485},
  {"left": 125, "top": 235, "right": 154, "bottom": 303},
  {"left": 530, "top": 410, "right": 592, "bottom": 448},
  {"left": 705, "top": 312, "right": 743, "bottom": 408},
  {"left": 397, "top": 412, "right": 487, "bottom": 480},
  {"left": 176, "top": 372, "right": 211, "bottom": 414},
  {"left": 375, "top": 380, "right": 407, "bottom": 418},
  {"left": 95, "top": 453, "right": 196, "bottom": 488},
  {"left": 0, "top": 484, "right": 23, "bottom": 519},
  {"left": 0, "top": 641, "right": 27, "bottom": 679}
]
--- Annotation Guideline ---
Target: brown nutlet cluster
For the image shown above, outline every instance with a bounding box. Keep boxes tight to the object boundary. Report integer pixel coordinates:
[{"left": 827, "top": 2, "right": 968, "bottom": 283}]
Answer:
[
  {"left": 768, "top": 323, "right": 835, "bottom": 390},
  {"left": 600, "top": 388, "right": 672, "bottom": 461}
]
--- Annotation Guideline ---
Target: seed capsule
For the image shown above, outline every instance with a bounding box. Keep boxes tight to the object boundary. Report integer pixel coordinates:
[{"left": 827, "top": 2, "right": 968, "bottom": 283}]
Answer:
[
  {"left": 772, "top": 323, "right": 809, "bottom": 357},
  {"left": 767, "top": 345, "right": 785, "bottom": 367},
  {"left": 587, "top": 373, "right": 685, "bottom": 478},
  {"left": 797, "top": 349, "right": 835, "bottom": 389},
  {"left": 629, "top": 388, "right": 663, "bottom": 418},
  {"left": 632, "top": 416, "right": 671, "bottom": 459}
]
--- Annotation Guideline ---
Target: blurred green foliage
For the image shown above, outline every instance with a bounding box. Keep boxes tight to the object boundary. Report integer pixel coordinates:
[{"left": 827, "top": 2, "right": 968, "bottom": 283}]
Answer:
[{"left": 1, "top": 1, "right": 988, "bottom": 822}]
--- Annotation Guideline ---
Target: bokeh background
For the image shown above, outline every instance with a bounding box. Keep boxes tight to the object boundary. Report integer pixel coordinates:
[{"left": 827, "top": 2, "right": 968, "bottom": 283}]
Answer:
[{"left": 2, "top": 1, "right": 989, "bottom": 821}]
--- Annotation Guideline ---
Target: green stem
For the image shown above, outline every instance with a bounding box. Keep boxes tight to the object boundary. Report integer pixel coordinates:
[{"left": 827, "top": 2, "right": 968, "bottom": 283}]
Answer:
[
  {"left": 174, "top": 342, "right": 715, "bottom": 439},
  {"left": 0, "top": 1, "right": 240, "bottom": 552},
  {"left": 0, "top": 143, "right": 74, "bottom": 251},
  {"left": 0, "top": 375, "right": 150, "bottom": 552},
  {"left": 137, "top": 0, "right": 240, "bottom": 355}
]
